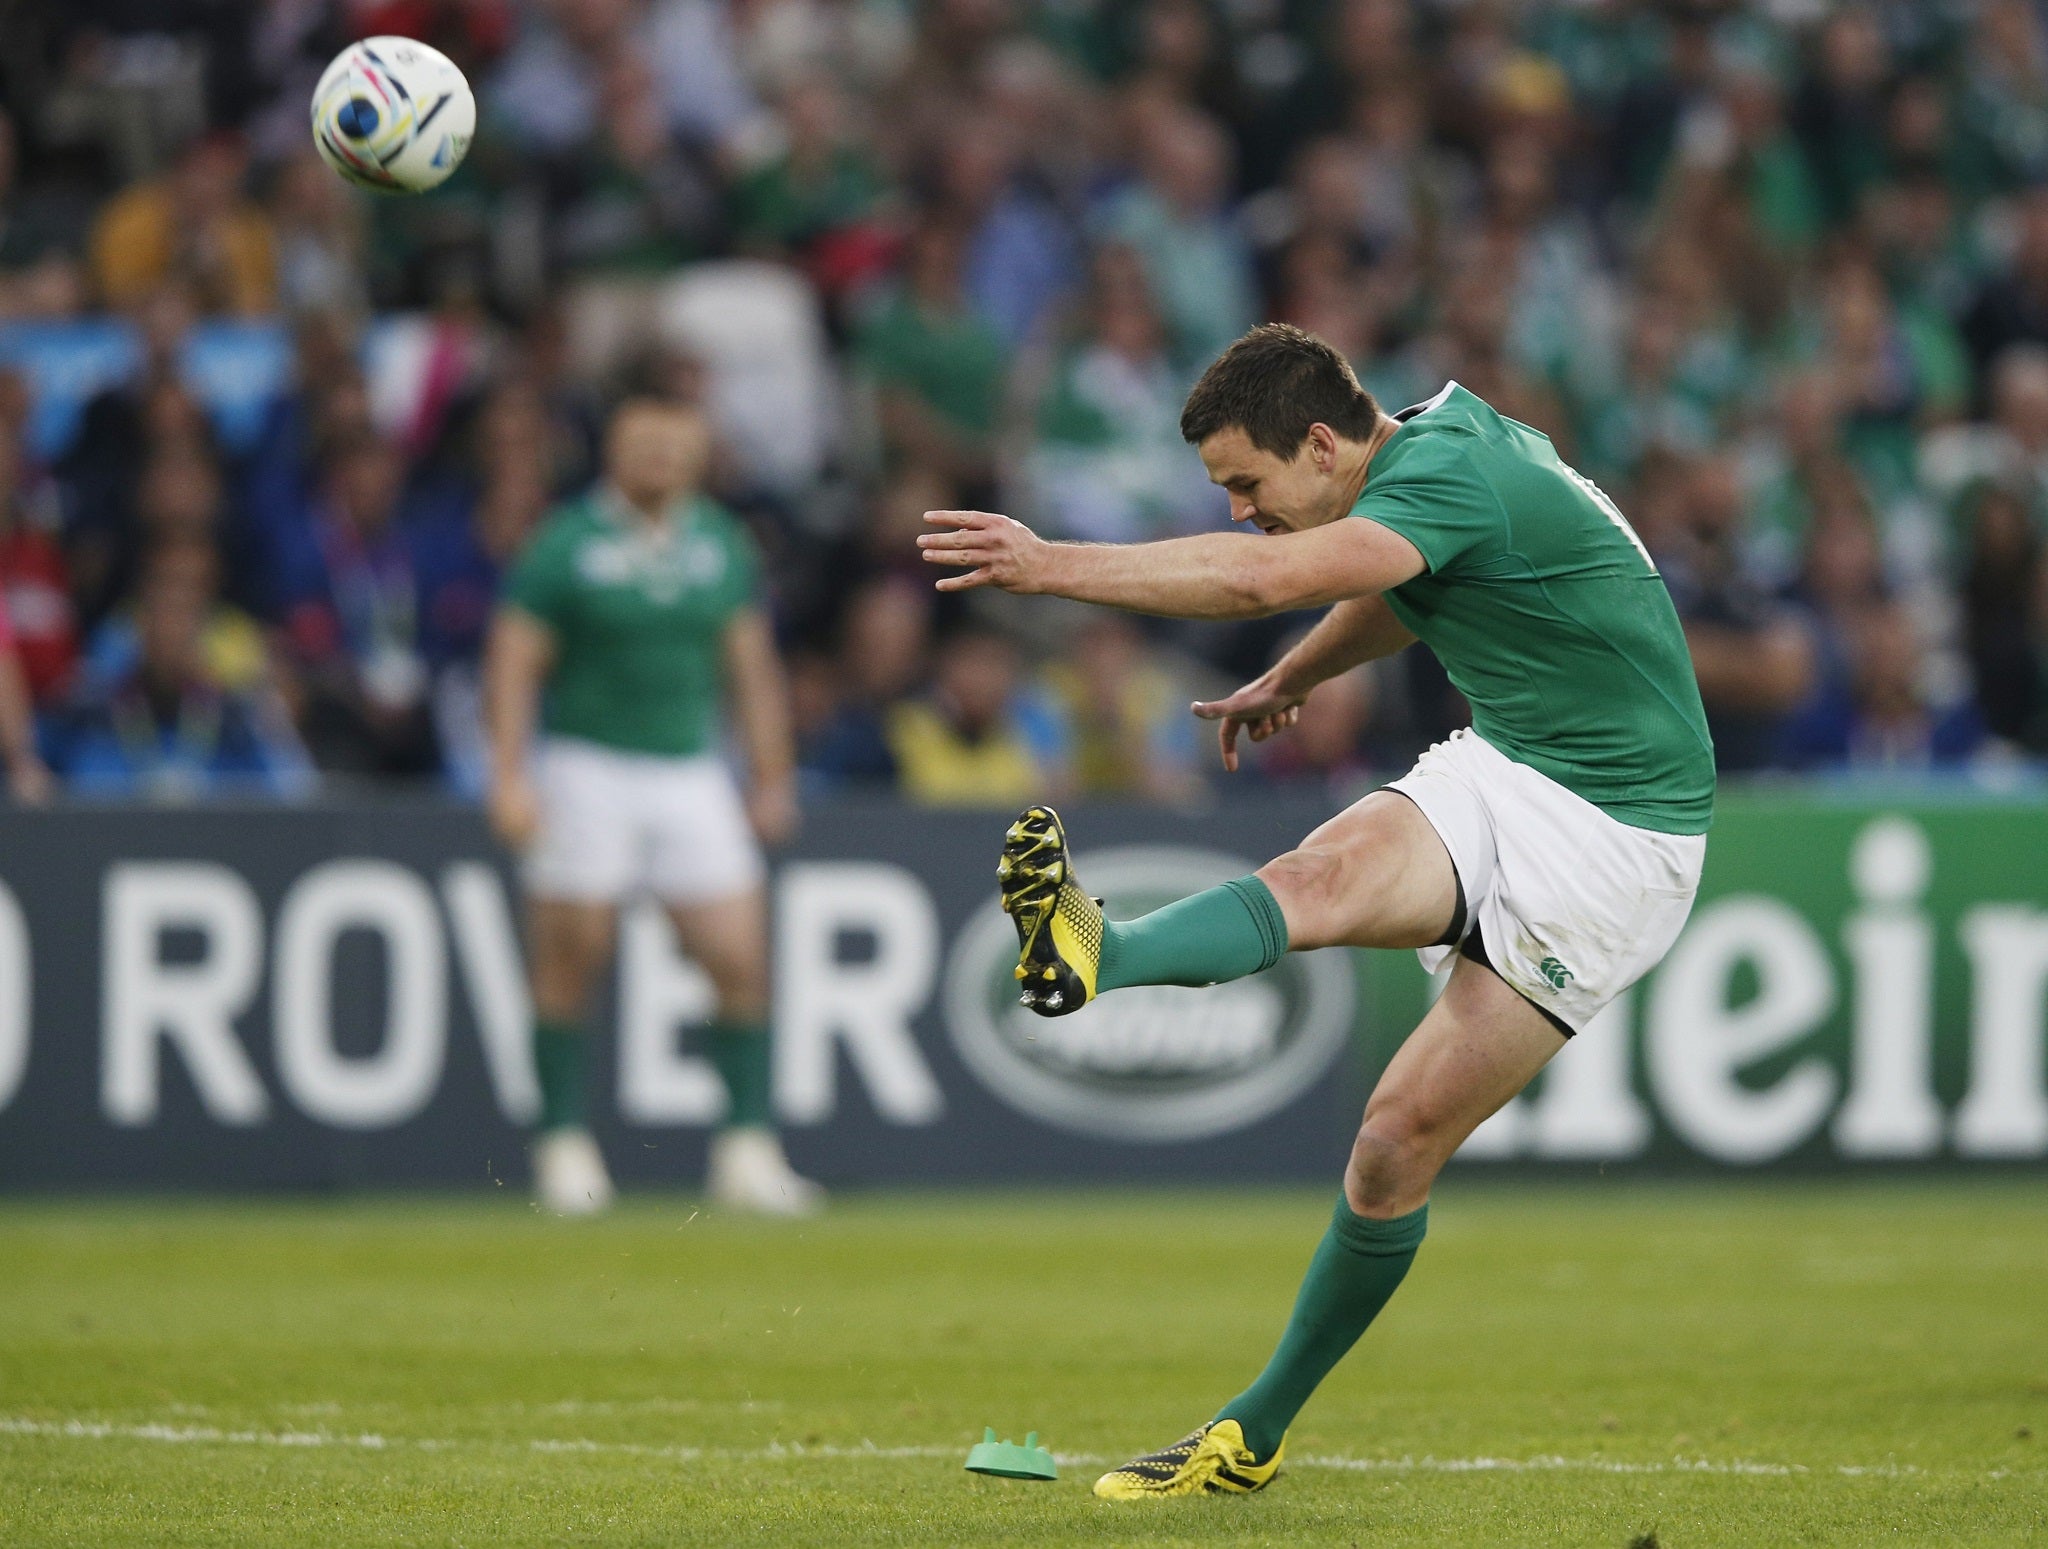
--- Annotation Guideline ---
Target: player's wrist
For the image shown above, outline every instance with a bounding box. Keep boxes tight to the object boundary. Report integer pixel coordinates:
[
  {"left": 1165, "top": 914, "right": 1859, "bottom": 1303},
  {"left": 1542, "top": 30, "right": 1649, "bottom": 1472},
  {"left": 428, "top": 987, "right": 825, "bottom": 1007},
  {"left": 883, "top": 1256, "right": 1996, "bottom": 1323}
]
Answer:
[
  {"left": 1025, "top": 536, "right": 1073, "bottom": 597},
  {"left": 1265, "top": 660, "right": 1314, "bottom": 701}
]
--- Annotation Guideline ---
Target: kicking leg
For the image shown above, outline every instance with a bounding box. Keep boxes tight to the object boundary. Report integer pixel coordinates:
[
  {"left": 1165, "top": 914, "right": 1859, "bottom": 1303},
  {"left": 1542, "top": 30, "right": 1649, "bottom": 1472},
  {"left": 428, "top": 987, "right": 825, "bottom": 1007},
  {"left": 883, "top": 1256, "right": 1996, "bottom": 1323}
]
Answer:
[
  {"left": 999, "top": 794, "right": 1455, "bottom": 1015},
  {"left": 1095, "top": 956, "right": 1564, "bottom": 1496},
  {"left": 1255, "top": 789, "right": 1461, "bottom": 953}
]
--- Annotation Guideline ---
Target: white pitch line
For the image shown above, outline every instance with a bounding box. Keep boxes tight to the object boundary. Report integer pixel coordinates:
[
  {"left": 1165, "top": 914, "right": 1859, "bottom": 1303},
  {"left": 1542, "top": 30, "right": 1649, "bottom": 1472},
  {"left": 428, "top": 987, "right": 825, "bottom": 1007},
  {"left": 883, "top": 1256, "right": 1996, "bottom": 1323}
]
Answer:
[
  {"left": 0, "top": 1419, "right": 956, "bottom": 1463},
  {"left": 0, "top": 1417, "right": 2006, "bottom": 1482},
  {"left": 1295, "top": 1453, "right": 1917, "bottom": 1478}
]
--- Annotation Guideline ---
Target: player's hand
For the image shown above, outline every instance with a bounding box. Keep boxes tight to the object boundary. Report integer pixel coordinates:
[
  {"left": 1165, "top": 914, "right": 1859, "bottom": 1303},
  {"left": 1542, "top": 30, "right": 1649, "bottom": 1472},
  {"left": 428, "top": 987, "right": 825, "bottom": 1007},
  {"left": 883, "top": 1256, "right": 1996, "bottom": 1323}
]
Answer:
[
  {"left": 746, "top": 777, "right": 801, "bottom": 849},
  {"left": 487, "top": 772, "right": 542, "bottom": 852},
  {"left": 917, "top": 510, "right": 1050, "bottom": 593},
  {"left": 1191, "top": 673, "right": 1306, "bottom": 773}
]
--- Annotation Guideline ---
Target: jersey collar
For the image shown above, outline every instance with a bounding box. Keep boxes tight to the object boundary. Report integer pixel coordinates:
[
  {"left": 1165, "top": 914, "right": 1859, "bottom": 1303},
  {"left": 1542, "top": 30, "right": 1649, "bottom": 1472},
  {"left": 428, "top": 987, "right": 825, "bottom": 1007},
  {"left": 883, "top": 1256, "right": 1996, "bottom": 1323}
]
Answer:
[
  {"left": 1391, "top": 379, "right": 1460, "bottom": 425},
  {"left": 595, "top": 484, "right": 699, "bottom": 536},
  {"left": 1360, "top": 379, "right": 1462, "bottom": 497}
]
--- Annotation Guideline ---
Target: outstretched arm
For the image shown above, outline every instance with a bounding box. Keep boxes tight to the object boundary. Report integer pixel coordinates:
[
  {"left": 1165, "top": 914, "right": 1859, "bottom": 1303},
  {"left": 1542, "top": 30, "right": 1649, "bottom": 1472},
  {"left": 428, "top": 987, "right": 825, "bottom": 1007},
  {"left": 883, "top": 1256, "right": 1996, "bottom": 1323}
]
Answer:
[
  {"left": 917, "top": 510, "right": 1425, "bottom": 619},
  {"left": 1192, "top": 597, "right": 1417, "bottom": 771}
]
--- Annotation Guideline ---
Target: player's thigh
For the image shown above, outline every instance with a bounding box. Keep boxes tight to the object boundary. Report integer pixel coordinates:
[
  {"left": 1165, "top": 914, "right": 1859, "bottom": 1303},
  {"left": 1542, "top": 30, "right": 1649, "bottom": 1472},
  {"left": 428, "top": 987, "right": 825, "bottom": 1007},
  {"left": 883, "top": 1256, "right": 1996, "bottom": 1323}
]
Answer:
[
  {"left": 525, "top": 896, "right": 618, "bottom": 1019},
  {"left": 525, "top": 740, "right": 641, "bottom": 906},
  {"left": 644, "top": 759, "right": 766, "bottom": 912},
  {"left": 1346, "top": 955, "right": 1566, "bottom": 1214},
  {"left": 643, "top": 760, "right": 769, "bottom": 1015},
  {"left": 1257, "top": 789, "right": 1461, "bottom": 952},
  {"left": 664, "top": 888, "right": 770, "bottom": 1016}
]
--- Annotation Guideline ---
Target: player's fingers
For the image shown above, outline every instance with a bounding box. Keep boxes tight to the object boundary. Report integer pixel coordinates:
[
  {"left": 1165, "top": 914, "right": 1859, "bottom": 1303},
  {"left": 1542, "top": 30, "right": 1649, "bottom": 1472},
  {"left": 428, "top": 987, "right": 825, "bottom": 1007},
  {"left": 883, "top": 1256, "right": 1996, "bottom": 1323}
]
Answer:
[
  {"left": 1244, "top": 708, "right": 1297, "bottom": 742},
  {"left": 916, "top": 529, "right": 981, "bottom": 552},
  {"left": 1217, "top": 716, "right": 1241, "bottom": 773},
  {"left": 934, "top": 566, "right": 994, "bottom": 592},
  {"left": 920, "top": 543, "right": 986, "bottom": 565},
  {"left": 921, "top": 509, "right": 994, "bottom": 529}
]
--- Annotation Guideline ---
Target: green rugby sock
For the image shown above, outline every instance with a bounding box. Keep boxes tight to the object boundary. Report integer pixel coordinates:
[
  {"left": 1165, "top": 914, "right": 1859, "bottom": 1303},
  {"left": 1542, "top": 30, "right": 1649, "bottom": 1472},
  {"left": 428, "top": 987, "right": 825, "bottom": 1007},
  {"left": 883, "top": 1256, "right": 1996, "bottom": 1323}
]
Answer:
[
  {"left": 533, "top": 1021, "right": 587, "bottom": 1133},
  {"left": 1095, "top": 876, "right": 1288, "bottom": 992},
  {"left": 1216, "top": 1197, "right": 1429, "bottom": 1460},
  {"left": 704, "top": 1021, "right": 774, "bottom": 1130}
]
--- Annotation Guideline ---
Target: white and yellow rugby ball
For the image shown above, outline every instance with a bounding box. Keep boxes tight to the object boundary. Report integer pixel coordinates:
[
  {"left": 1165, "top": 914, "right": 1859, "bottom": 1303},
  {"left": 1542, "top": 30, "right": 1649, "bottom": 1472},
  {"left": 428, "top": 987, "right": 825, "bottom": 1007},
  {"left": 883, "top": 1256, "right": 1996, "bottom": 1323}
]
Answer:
[{"left": 311, "top": 36, "right": 474, "bottom": 194}]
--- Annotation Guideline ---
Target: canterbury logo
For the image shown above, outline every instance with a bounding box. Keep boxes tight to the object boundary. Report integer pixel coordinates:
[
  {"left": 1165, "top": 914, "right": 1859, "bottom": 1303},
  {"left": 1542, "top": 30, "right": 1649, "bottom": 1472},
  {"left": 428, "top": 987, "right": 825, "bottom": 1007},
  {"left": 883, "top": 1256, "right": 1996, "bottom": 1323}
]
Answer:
[{"left": 1538, "top": 956, "right": 1574, "bottom": 989}]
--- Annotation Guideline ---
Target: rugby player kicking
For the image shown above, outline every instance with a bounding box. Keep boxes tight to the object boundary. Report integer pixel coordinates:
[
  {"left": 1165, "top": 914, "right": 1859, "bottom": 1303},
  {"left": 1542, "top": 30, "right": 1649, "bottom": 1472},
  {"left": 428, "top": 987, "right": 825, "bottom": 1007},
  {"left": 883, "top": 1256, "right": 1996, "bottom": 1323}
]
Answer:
[{"left": 918, "top": 324, "right": 1713, "bottom": 1498}]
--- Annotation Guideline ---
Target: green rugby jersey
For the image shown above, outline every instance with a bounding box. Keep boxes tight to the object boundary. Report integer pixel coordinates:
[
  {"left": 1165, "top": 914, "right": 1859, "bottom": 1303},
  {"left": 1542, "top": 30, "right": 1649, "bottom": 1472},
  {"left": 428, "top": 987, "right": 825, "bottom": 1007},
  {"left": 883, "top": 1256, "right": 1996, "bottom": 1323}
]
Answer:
[
  {"left": 501, "top": 490, "right": 761, "bottom": 758},
  {"left": 1356, "top": 384, "right": 1714, "bottom": 834}
]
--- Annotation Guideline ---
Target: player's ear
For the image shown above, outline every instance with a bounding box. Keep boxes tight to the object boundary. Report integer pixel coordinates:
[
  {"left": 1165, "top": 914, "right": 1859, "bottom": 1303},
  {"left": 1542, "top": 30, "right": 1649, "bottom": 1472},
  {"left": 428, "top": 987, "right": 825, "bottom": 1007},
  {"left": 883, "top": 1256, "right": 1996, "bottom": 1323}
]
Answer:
[{"left": 1305, "top": 423, "right": 1338, "bottom": 472}]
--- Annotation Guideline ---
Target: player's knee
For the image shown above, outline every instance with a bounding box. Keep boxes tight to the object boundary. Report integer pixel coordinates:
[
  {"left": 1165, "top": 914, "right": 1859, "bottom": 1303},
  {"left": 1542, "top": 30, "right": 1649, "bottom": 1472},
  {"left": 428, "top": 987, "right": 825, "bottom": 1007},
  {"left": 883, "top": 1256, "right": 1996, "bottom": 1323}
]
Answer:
[
  {"left": 531, "top": 979, "right": 590, "bottom": 1023},
  {"left": 1256, "top": 847, "right": 1346, "bottom": 950},
  {"left": 716, "top": 986, "right": 770, "bottom": 1022},
  {"left": 528, "top": 937, "right": 609, "bottom": 1020},
  {"left": 706, "top": 959, "right": 770, "bottom": 1020},
  {"left": 1344, "top": 1108, "right": 1442, "bottom": 1217}
]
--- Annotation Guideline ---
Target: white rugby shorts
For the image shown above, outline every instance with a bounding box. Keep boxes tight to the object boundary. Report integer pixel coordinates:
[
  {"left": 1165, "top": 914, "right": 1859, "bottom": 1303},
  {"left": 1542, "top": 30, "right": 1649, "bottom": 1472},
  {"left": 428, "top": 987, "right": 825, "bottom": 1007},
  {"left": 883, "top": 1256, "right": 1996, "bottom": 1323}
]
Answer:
[
  {"left": 524, "top": 737, "right": 765, "bottom": 905},
  {"left": 1386, "top": 729, "right": 1705, "bottom": 1034}
]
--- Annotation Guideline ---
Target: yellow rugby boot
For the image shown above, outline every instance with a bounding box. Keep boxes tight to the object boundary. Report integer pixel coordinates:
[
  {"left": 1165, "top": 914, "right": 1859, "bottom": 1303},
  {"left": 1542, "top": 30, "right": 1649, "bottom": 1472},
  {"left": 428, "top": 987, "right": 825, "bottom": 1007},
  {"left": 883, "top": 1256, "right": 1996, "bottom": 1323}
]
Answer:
[
  {"left": 1091, "top": 1419, "right": 1285, "bottom": 1500},
  {"left": 997, "top": 804, "right": 1103, "bottom": 1017}
]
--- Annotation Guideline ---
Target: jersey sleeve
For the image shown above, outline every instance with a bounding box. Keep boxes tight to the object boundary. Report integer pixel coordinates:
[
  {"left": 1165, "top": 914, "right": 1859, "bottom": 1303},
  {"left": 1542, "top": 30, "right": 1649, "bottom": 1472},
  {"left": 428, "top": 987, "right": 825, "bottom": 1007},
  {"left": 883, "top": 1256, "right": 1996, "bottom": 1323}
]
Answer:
[
  {"left": 499, "top": 516, "right": 577, "bottom": 631},
  {"left": 1349, "top": 431, "right": 1501, "bottom": 576}
]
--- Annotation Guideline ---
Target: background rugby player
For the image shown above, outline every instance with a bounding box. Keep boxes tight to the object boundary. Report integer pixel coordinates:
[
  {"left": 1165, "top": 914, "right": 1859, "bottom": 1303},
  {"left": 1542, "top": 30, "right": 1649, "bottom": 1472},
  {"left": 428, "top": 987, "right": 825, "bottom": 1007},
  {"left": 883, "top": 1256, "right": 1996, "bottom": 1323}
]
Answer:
[{"left": 486, "top": 398, "right": 820, "bottom": 1218}]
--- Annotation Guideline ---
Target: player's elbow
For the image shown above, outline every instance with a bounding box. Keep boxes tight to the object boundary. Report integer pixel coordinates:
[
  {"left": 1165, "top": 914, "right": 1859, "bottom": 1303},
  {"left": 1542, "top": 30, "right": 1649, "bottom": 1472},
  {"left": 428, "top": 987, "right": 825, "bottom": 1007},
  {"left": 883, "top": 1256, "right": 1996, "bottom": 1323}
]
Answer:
[{"left": 1229, "top": 555, "right": 1310, "bottom": 619}]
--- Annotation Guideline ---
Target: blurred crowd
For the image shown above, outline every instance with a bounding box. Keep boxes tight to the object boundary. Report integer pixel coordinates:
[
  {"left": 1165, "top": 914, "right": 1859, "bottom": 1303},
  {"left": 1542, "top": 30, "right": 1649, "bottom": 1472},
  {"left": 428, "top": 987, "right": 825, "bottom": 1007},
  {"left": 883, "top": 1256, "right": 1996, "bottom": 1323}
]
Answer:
[{"left": 0, "top": 0, "right": 2045, "bottom": 805}]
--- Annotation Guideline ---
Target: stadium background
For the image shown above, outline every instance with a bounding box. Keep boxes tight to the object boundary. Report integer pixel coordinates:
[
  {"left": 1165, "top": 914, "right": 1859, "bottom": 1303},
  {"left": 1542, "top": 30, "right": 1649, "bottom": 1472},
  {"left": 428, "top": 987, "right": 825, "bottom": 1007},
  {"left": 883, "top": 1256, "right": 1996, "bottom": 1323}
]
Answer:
[
  {"left": 2, "top": 7, "right": 2045, "bottom": 1546},
  {"left": 0, "top": 0, "right": 2042, "bottom": 1187}
]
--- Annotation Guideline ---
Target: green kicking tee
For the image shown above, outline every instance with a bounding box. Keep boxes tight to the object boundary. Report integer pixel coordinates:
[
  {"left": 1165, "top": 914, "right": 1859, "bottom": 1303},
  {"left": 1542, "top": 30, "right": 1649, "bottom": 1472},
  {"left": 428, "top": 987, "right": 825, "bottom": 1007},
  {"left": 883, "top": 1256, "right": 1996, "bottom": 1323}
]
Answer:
[
  {"left": 501, "top": 490, "right": 761, "bottom": 758},
  {"left": 1355, "top": 383, "right": 1715, "bottom": 835}
]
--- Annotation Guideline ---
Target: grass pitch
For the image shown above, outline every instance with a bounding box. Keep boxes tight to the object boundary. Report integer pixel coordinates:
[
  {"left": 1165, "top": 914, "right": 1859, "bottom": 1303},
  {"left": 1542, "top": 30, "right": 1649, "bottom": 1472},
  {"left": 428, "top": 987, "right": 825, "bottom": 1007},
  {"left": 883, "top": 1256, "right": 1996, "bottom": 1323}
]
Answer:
[{"left": 1, "top": 1184, "right": 2042, "bottom": 1547}]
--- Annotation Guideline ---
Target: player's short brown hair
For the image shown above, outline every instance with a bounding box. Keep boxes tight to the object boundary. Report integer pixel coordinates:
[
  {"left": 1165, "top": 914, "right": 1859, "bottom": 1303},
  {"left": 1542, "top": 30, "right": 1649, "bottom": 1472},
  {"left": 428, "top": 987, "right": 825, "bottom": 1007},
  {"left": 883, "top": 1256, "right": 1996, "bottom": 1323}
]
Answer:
[{"left": 1179, "top": 323, "right": 1381, "bottom": 456}]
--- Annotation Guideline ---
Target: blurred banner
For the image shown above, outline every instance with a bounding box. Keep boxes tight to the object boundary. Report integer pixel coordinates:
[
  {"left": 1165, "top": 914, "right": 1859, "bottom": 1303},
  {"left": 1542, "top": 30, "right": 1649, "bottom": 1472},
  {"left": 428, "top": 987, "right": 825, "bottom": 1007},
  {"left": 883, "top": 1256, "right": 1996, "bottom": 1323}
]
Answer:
[{"left": 0, "top": 793, "right": 2043, "bottom": 1189}]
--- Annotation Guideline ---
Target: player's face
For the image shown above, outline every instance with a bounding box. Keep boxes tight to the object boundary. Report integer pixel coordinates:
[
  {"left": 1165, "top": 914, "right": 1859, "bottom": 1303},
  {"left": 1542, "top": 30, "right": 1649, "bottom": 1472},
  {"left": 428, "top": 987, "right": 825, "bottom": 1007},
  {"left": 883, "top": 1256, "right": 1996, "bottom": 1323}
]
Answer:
[
  {"left": 1197, "top": 426, "right": 1348, "bottom": 534},
  {"left": 607, "top": 407, "right": 709, "bottom": 509}
]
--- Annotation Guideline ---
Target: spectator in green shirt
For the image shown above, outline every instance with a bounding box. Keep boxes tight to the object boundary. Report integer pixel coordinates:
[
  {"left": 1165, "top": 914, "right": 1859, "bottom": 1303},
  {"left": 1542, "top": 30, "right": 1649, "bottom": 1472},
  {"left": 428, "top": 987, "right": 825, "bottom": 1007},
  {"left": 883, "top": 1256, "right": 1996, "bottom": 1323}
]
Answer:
[
  {"left": 730, "top": 75, "right": 892, "bottom": 300},
  {"left": 1024, "top": 245, "right": 1221, "bottom": 542},
  {"left": 855, "top": 215, "right": 1011, "bottom": 494},
  {"left": 1094, "top": 103, "right": 1256, "bottom": 369}
]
